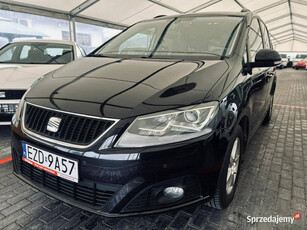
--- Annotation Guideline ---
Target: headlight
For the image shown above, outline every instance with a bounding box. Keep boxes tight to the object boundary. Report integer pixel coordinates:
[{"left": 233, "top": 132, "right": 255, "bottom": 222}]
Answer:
[
  {"left": 12, "top": 75, "right": 45, "bottom": 127},
  {"left": 115, "top": 101, "right": 219, "bottom": 147}
]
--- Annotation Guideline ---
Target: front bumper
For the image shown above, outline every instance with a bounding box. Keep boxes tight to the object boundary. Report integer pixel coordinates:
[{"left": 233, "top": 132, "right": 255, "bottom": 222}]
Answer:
[
  {"left": 0, "top": 100, "right": 19, "bottom": 125},
  {"left": 11, "top": 124, "right": 226, "bottom": 216}
]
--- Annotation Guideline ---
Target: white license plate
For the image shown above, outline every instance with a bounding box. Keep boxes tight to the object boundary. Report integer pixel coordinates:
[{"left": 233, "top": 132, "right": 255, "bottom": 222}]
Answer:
[{"left": 22, "top": 143, "right": 79, "bottom": 183}]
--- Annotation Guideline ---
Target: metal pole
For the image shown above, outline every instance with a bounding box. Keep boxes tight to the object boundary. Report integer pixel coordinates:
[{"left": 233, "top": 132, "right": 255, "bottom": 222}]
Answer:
[
  {"left": 68, "top": 15, "right": 73, "bottom": 41},
  {"left": 72, "top": 18, "right": 77, "bottom": 42}
]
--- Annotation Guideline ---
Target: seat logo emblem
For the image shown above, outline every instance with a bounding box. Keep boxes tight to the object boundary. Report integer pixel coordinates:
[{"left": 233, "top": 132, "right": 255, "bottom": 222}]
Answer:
[
  {"left": 0, "top": 92, "right": 5, "bottom": 98},
  {"left": 47, "top": 117, "right": 62, "bottom": 133}
]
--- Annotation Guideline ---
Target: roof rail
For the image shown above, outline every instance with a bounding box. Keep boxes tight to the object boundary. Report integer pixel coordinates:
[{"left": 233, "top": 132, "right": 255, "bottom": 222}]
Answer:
[{"left": 154, "top": 15, "right": 167, "bottom": 18}]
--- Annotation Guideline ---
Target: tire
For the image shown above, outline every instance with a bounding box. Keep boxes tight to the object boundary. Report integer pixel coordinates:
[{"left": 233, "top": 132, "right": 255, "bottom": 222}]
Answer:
[
  {"left": 262, "top": 95, "right": 273, "bottom": 125},
  {"left": 207, "top": 126, "right": 243, "bottom": 209}
]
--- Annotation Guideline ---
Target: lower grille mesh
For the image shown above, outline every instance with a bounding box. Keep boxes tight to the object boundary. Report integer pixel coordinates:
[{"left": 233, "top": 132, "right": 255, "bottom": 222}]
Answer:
[
  {"left": 123, "top": 175, "right": 201, "bottom": 213},
  {"left": 13, "top": 150, "right": 115, "bottom": 208}
]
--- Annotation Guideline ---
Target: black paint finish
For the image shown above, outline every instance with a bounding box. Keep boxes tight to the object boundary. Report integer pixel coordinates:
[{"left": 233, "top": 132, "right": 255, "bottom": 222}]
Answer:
[{"left": 11, "top": 12, "right": 278, "bottom": 216}]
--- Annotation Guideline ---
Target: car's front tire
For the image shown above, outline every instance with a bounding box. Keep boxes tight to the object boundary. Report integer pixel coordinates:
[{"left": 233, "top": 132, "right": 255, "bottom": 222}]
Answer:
[{"left": 207, "top": 125, "right": 243, "bottom": 209}]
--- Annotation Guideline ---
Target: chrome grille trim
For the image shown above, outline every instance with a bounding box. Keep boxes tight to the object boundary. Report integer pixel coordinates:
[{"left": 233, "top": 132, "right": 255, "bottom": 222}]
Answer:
[{"left": 21, "top": 102, "right": 119, "bottom": 149}]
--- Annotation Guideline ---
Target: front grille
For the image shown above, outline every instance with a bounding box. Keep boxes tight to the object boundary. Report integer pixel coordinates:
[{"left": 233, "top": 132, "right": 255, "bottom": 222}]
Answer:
[
  {"left": 0, "top": 90, "right": 26, "bottom": 99},
  {"left": 13, "top": 150, "right": 116, "bottom": 208},
  {"left": 24, "top": 103, "right": 116, "bottom": 146}
]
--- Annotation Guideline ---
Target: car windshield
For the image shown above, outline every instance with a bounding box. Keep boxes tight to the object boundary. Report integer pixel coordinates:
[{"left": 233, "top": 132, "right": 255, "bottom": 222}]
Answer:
[
  {"left": 280, "top": 54, "right": 287, "bottom": 58},
  {"left": 0, "top": 42, "right": 74, "bottom": 64},
  {"left": 94, "top": 16, "right": 244, "bottom": 60}
]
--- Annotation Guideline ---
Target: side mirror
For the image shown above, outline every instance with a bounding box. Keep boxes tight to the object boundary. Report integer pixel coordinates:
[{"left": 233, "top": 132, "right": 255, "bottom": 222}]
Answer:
[{"left": 249, "top": 49, "right": 282, "bottom": 68}]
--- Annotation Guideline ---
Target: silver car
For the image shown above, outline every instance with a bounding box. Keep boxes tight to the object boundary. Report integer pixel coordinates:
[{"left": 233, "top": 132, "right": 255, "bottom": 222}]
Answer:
[{"left": 0, "top": 39, "right": 86, "bottom": 125}]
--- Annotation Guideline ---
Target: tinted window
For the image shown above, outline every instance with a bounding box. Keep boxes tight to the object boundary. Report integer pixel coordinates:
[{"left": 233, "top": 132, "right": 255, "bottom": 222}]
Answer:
[
  {"left": 0, "top": 42, "right": 74, "bottom": 64},
  {"left": 249, "top": 19, "right": 264, "bottom": 62},
  {"left": 96, "top": 16, "right": 244, "bottom": 60},
  {"left": 20, "top": 45, "right": 31, "bottom": 59}
]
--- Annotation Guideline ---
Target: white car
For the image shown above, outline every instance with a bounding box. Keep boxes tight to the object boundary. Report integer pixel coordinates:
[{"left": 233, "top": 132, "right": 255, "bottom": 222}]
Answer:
[
  {"left": 0, "top": 40, "right": 86, "bottom": 125},
  {"left": 292, "top": 54, "right": 307, "bottom": 68},
  {"left": 278, "top": 54, "right": 289, "bottom": 69}
]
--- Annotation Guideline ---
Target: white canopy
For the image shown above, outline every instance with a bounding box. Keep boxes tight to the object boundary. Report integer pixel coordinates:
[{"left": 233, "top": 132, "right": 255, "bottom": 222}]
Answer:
[{"left": 0, "top": 0, "right": 306, "bottom": 51}]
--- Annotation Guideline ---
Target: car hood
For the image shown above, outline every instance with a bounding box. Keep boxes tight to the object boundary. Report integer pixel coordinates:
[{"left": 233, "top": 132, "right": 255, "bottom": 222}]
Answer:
[
  {"left": 26, "top": 57, "right": 229, "bottom": 119},
  {"left": 0, "top": 64, "right": 62, "bottom": 89}
]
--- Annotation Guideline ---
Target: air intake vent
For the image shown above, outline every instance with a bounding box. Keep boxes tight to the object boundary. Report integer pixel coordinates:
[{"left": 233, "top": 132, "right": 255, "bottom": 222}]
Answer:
[{"left": 13, "top": 150, "right": 116, "bottom": 208}]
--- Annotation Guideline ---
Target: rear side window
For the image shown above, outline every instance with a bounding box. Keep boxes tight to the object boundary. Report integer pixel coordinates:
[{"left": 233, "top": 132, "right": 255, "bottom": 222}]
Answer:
[
  {"left": 248, "top": 19, "right": 264, "bottom": 62},
  {"left": 260, "top": 21, "right": 271, "bottom": 49}
]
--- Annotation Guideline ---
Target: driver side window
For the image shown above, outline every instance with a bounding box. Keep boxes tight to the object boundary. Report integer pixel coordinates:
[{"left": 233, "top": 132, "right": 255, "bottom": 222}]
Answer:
[{"left": 248, "top": 19, "right": 264, "bottom": 62}]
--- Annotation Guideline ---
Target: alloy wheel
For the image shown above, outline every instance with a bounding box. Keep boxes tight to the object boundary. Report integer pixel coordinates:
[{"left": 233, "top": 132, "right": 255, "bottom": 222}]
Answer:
[{"left": 226, "top": 137, "right": 240, "bottom": 195}]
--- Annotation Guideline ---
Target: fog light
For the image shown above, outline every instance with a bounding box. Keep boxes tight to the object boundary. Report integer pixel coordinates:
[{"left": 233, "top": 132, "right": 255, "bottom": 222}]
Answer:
[{"left": 163, "top": 187, "right": 184, "bottom": 199}]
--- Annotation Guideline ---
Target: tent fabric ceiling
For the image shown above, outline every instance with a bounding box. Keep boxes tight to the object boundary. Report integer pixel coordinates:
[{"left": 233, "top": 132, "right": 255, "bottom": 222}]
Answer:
[{"left": 1, "top": 0, "right": 307, "bottom": 51}]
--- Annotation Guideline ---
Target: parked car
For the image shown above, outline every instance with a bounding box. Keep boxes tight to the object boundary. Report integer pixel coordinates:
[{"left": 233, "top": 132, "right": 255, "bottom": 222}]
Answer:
[
  {"left": 294, "top": 57, "right": 307, "bottom": 70},
  {"left": 11, "top": 12, "right": 281, "bottom": 216},
  {"left": 0, "top": 37, "right": 9, "bottom": 49},
  {"left": 0, "top": 40, "right": 86, "bottom": 125},
  {"left": 292, "top": 54, "right": 307, "bottom": 68},
  {"left": 277, "top": 54, "right": 288, "bottom": 69}
]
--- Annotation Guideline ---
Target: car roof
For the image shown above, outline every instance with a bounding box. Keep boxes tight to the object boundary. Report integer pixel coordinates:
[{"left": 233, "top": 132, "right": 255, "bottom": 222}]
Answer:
[{"left": 12, "top": 39, "right": 76, "bottom": 46}]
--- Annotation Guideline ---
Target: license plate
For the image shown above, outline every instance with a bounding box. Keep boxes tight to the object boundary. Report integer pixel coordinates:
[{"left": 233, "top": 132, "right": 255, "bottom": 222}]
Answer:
[
  {"left": 22, "top": 143, "right": 79, "bottom": 183},
  {"left": 0, "top": 104, "right": 18, "bottom": 114}
]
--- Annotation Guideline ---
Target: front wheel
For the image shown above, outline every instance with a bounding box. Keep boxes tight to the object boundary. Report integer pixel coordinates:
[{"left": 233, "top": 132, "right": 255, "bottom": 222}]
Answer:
[{"left": 207, "top": 126, "right": 243, "bottom": 209}]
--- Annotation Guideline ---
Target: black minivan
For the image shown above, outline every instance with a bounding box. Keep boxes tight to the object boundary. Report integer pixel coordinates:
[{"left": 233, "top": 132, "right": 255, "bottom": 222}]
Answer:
[{"left": 11, "top": 11, "right": 281, "bottom": 216}]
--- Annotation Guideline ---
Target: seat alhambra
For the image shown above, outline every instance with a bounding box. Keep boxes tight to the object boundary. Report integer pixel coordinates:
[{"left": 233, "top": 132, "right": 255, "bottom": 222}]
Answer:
[{"left": 11, "top": 11, "right": 281, "bottom": 216}]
